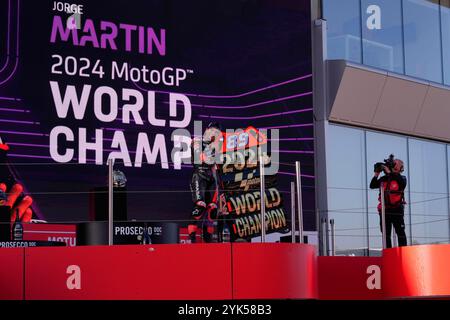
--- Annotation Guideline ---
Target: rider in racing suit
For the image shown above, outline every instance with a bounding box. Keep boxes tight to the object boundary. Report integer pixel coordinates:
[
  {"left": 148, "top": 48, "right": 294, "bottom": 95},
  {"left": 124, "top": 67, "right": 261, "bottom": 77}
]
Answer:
[{"left": 188, "top": 123, "right": 222, "bottom": 243}]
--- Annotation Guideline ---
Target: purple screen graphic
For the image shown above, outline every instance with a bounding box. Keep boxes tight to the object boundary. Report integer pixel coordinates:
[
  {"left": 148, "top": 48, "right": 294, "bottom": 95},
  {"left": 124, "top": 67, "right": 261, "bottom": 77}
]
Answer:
[{"left": 0, "top": 0, "right": 314, "bottom": 229}]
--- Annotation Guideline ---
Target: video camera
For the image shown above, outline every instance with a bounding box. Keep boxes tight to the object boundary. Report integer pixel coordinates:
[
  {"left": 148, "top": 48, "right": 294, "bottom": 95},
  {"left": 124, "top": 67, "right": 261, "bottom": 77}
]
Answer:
[{"left": 374, "top": 154, "right": 395, "bottom": 174}]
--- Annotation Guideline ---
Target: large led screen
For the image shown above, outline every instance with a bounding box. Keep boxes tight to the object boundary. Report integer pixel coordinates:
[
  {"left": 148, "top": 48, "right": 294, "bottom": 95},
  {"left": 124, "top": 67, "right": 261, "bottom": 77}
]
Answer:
[{"left": 0, "top": 0, "right": 314, "bottom": 235}]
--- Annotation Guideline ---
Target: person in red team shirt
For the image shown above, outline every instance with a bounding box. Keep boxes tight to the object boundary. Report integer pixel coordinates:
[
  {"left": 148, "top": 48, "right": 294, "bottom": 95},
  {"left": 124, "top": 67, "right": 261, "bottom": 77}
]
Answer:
[
  {"left": 370, "top": 156, "right": 407, "bottom": 248},
  {"left": 0, "top": 136, "right": 33, "bottom": 223}
]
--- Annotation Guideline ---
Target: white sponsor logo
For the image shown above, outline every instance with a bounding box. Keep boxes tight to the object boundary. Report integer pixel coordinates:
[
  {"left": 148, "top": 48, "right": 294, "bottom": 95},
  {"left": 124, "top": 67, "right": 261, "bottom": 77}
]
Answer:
[
  {"left": 366, "top": 265, "right": 381, "bottom": 290},
  {"left": 366, "top": 5, "right": 381, "bottom": 30},
  {"left": 66, "top": 265, "right": 81, "bottom": 290}
]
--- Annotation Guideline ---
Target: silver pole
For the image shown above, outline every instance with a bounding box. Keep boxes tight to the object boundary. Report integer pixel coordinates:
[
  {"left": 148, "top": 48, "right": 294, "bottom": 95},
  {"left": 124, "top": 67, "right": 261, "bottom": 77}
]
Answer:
[
  {"left": 108, "top": 159, "right": 114, "bottom": 246},
  {"left": 291, "top": 182, "right": 296, "bottom": 243},
  {"left": 393, "top": 229, "right": 398, "bottom": 248},
  {"left": 380, "top": 183, "right": 387, "bottom": 250},
  {"left": 330, "top": 219, "right": 335, "bottom": 256},
  {"left": 321, "top": 218, "right": 328, "bottom": 256},
  {"left": 259, "top": 154, "right": 266, "bottom": 243},
  {"left": 295, "top": 161, "right": 304, "bottom": 244}
]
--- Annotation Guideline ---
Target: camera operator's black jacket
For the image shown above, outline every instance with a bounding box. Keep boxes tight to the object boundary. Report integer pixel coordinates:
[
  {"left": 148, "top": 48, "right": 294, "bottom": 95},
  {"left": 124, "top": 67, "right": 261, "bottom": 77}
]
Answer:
[{"left": 370, "top": 173, "right": 407, "bottom": 214}]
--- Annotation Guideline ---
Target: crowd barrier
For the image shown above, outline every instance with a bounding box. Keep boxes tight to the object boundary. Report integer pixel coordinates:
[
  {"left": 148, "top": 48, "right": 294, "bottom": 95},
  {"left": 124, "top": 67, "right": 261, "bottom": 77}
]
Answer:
[{"left": 0, "top": 243, "right": 317, "bottom": 300}]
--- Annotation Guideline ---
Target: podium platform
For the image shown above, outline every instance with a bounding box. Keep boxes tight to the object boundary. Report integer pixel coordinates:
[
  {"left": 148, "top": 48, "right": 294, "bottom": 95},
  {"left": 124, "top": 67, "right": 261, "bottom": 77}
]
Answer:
[
  {"left": 318, "top": 244, "right": 450, "bottom": 299},
  {"left": 383, "top": 244, "right": 450, "bottom": 299},
  {"left": 2, "top": 243, "right": 450, "bottom": 300},
  {"left": 0, "top": 243, "right": 317, "bottom": 300}
]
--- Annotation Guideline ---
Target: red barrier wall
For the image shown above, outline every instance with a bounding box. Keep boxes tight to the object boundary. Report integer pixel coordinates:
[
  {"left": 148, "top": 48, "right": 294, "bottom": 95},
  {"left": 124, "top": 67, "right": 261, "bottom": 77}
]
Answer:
[
  {"left": 232, "top": 243, "right": 317, "bottom": 299},
  {"left": 318, "top": 256, "right": 383, "bottom": 300},
  {"left": 383, "top": 244, "right": 450, "bottom": 299},
  {"left": 0, "top": 248, "right": 23, "bottom": 300},
  {"left": 0, "top": 243, "right": 375, "bottom": 300},
  {"left": 23, "top": 224, "right": 77, "bottom": 247},
  {"left": 25, "top": 244, "right": 232, "bottom": 300}
]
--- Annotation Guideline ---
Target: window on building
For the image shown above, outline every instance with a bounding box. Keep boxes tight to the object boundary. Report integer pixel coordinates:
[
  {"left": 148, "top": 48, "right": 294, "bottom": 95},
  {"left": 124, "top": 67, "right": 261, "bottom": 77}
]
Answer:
[
  {"left": 323, "top": 0, "right": 362, "bottom": 63},
  {"left": 326, "top": 125, "right": 367, "bottom": 254},
  {"left": 325, "top": 124, "right": 450, "bottom": 254},
  {"left": 403, "top": 0, "right": 442, "bottom": 83},
  {"left": 360, "top": 0, "right": 404, "bottom": 73},
  {"left": 408, "top": 139, "right": 449, "bottom": 245}
]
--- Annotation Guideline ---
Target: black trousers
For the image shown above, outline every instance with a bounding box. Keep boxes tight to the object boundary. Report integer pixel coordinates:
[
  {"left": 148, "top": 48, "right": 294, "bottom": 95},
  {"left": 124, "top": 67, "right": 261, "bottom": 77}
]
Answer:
[
  {"left": 189, "top": 168, "right": 217, "bottom": 237},
  {"left": 379, "top": 212, "right": 407, "bottom": 248}
]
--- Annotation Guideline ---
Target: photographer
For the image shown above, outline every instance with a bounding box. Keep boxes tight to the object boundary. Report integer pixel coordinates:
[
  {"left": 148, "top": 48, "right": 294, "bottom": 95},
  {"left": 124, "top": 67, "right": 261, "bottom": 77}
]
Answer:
[{"left": 370, "top": 155, "right": 407, "bottom": 248}]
